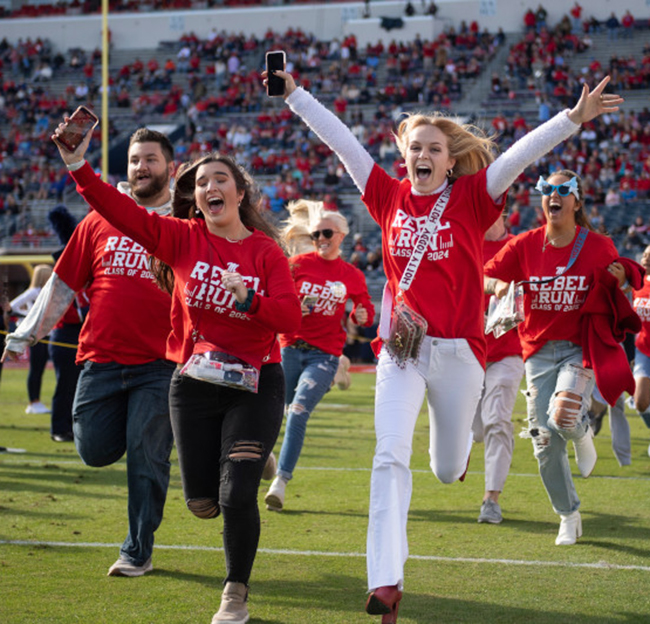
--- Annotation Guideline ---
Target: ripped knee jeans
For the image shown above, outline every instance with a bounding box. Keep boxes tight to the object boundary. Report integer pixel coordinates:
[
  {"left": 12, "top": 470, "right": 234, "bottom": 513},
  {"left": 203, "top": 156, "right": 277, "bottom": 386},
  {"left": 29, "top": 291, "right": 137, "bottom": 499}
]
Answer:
[
  {"left": 523, "top": 342, "right": 594, "bottom": 449},
  {"left": 277, "top": 345, "right": 339, "bottom": 479},
  {"left": 522, "top": 341, "right": 594, "bottom": 513}
]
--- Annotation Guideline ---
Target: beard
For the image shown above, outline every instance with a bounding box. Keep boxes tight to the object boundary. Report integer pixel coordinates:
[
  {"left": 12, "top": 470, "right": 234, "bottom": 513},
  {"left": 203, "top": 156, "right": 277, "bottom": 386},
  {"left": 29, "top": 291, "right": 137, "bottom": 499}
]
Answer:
[{"left": 129, "top": 171, "right": 169, "bottom": 202}]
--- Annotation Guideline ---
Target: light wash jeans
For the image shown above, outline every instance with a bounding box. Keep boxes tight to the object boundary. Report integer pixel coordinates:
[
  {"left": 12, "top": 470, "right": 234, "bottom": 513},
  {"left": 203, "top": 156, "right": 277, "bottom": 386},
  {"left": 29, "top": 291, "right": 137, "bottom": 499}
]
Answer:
[
  {"left": 592, "top": 386, "right": 630, "bottom": 467},
  {"left": 523, "top": 341, "right": 594, "bottom": 515},
  {"left": 72, "top": 359, "right": 175, "bottom": 566},
  {"left": 367, "top": 336, "right": 484, "bottom": 591},
  {"left": 277, "top": 345, "right": 339, "bottom": 480}
]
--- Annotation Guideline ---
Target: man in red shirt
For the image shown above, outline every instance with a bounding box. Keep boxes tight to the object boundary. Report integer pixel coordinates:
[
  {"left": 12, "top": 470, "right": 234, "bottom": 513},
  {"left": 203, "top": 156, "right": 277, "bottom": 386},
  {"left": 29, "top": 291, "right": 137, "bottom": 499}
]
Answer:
[{"left": 3, "top": 128, "right": 176, "bottom": 578}]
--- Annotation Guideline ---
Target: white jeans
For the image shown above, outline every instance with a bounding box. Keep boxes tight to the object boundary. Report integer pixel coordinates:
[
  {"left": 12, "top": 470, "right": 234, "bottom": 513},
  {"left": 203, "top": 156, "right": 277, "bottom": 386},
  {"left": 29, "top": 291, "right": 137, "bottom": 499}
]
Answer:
[
  {"left": 367, "top": 336, "right": 484, "bottom": 591},
  {"left": 472, "top": 356, "right": 525, "bottom": 493}
]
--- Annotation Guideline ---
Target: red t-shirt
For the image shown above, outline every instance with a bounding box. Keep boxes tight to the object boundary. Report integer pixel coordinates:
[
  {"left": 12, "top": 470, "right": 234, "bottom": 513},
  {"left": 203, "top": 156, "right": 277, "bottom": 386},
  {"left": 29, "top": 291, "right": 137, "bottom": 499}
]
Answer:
[
  {"left": 279, "top": 251, "right": 375, "bottom": 356},
  {"left": 362, "top": 164, "right": 504, "bottom": 366},
  {"left": 633, "top": 276, "right": 650, "bottom": 357},
  {"left": 484, "top": 235, "right": 523, "bottom": 363},
  {"left": 484, "top": 226, "right": 619, "bottom": 361},
  {"left": 54, "top": 211, "right": 172, "bottom": 365},
  {"left": 71, "top": 163, "right": 301, "bottom": 370}
]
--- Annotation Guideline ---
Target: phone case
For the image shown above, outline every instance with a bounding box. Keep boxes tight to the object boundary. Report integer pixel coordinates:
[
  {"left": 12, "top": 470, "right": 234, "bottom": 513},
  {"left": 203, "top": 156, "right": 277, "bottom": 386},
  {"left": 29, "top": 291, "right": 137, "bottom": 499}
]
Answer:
[
  {"left": 57, "top": 106, "right": 98, "bottom": 152},
  {"left": 266, "top": 51, "right": 286, "bottom": 97},
  {"left": 302, "top": 294, "right": 318, "bottom": 311}
]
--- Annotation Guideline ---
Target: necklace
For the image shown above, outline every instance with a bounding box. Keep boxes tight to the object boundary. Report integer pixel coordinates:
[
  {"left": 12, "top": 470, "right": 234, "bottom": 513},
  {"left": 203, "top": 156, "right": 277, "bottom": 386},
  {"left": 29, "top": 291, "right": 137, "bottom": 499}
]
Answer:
[
  {"left": 542, "top": 226, "right": 576, "bottom": 252},
  {"left": 225, "top": 228, "right": 250, "bottom": 244}
]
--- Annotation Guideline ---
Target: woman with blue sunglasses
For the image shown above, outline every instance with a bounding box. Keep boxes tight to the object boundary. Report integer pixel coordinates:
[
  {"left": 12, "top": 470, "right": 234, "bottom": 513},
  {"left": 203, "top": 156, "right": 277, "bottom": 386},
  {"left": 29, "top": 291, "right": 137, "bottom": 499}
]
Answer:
[{"left": 485, "top": 169, "right": 637, "bottom": 546}]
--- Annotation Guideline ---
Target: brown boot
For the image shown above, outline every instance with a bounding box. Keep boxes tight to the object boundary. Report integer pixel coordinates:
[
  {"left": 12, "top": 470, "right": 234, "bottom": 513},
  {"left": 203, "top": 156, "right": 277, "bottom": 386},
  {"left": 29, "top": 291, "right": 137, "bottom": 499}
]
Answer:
[{"left": 211, "top": 582, "right": 249, "bottom": 624}]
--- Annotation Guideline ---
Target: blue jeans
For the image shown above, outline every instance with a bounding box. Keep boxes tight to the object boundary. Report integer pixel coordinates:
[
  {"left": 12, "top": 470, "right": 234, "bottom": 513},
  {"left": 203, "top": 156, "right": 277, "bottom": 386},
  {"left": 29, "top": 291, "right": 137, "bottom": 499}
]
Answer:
[
  {"left": 277, "top": 346, "right": 339, "bottom": 480},
  {"left": 72, "top": 359, "right": 175, "bottom": 566},
  {"left": 524, "top": 341, "right": 594, "bottom": 514}
]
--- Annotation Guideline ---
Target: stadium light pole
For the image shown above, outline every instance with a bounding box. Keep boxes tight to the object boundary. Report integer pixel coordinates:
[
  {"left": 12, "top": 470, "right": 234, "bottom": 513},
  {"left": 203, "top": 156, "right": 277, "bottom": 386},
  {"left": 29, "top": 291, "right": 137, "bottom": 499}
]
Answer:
[{"left": 101, "top": 0, "right": 109, "bottom": 181}]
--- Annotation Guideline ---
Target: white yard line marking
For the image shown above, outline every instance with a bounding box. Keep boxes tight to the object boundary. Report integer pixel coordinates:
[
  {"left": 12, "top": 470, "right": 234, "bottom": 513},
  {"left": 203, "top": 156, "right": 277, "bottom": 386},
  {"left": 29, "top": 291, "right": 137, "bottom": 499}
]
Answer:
[
  {"left": 2, "top": 458, "right": 650, "bottom": 481},
  {"left": 2, "top": 539, "right": 649, "bottom": 572}
]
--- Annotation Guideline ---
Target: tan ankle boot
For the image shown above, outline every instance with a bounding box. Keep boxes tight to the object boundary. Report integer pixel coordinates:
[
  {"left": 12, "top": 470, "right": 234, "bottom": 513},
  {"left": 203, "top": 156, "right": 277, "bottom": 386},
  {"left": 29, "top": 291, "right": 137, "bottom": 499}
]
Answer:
[{"left": 212, "top": 582, "right": 249, "bottom": 624}]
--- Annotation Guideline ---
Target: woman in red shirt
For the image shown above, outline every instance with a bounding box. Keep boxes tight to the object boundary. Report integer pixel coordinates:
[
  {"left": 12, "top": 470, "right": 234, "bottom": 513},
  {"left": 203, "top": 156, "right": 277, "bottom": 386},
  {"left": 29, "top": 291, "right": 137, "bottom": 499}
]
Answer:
[
  {"left": 52, "top": 132, "right": 301, "bottom": 624},
  {"left": 264, "top": 199, "right": 374, "bottom": 511},
  {"left": 485, "top": 170, "right": 629, "bottom": 546},
  {"left": 267, "top": 65, "right": 621, "bottom": 622}
]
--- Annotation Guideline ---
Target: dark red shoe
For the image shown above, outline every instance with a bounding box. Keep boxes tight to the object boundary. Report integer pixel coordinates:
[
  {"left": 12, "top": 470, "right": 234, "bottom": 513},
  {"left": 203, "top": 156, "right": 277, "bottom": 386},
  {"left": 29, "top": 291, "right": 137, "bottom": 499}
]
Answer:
[{"left": 366, "top": 585, "right": 402, "bottom": 623}]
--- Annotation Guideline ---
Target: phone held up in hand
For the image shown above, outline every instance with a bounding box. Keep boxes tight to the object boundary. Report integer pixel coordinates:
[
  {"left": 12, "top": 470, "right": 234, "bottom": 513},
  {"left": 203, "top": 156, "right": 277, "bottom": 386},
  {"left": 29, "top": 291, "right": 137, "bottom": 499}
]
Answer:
[
  {"left": 57, "top": 105, "right": 99, "bottom": 152},
  {"left": 301, "top": 294, "right": 318, "bottom": 313},
  {"left": 266, "top": 50, "right": 286, "bottom": 97}
]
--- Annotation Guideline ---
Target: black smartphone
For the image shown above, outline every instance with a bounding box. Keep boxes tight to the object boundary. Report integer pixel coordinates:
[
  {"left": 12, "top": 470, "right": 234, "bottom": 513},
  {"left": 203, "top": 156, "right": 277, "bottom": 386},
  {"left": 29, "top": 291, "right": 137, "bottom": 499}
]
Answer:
[
  {"left": 57, "top": 106, "right": 99, "bottom": 152},
  {"left": 266, "top": 50, "right": 286, "bottom": 97}
]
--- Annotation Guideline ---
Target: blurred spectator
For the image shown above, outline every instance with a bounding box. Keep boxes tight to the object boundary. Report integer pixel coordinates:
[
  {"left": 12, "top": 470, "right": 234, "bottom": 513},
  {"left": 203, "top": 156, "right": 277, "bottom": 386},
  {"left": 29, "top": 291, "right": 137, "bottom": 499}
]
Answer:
[
  {"left": 606, "top": 12, "right": 620, "bottom": 40},
  {"left": 621, "top": 10, "right": 635, "bottom": 39}
]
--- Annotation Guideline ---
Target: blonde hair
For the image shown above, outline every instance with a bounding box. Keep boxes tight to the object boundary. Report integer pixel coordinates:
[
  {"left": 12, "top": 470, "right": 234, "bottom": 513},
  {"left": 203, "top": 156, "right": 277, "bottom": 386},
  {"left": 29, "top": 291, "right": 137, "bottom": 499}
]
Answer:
[
  {"left": 30, "top": 264, "right": 53, "bottom": 289},
  {"left": 394, "top": 112, "right": 497, "bottom": 181},
  {"left": 282, "top": 199, "right": 349, "bottom": 257}
]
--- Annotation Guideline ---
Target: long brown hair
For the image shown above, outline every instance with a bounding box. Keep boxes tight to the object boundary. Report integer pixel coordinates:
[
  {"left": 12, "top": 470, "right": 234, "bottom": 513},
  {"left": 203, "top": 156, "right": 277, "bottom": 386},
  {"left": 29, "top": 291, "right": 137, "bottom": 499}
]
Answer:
[{"left": 152, "top": 152, "right": 283, "bottom": 293}]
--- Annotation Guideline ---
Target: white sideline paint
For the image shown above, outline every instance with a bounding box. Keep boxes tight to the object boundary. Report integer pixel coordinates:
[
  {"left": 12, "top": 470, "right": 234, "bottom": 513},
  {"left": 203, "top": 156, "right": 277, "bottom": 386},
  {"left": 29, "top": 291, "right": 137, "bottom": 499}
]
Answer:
[
  {"left": 2, "top": 457, "right": 650, "bottom": 482},
  {"left": 2, "top": 539, "right": 650, "bottom": 573}
]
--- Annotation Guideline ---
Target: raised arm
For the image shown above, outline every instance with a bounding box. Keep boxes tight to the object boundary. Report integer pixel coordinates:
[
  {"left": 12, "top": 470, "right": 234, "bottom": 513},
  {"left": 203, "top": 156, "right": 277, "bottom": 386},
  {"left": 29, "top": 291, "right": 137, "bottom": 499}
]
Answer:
[
  {"left": 486, "top": 76, "right": 623, "bottom": 200},
  {"left": 267, "top": 69, "right": 375, "bottom": 194},
  {"left": 51, "top": 115, "right": 172, "bottom": 260}
]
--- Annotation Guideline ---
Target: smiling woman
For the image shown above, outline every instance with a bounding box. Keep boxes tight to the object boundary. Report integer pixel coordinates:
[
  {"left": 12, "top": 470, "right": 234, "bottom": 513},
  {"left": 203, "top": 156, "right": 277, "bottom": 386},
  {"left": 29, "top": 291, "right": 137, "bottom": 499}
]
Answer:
[
  {"left": 484, "top": 169, "right": 642, "bottom": 549},
  {"left": 50, "top": 115, "right": 302, "bottom": 624},
  {"left": 264, "top": 199, "right": 374, "bottom": 513},
  {"left": 266, "top": 64, "right": 625, "bottom": 622}
]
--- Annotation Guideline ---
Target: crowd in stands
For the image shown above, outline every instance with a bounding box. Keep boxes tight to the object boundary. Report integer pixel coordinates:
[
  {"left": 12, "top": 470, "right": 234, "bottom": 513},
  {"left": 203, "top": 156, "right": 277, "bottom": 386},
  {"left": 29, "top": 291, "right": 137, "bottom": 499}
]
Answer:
[{"left": 1, "top": 6, "right": 649, "bottom": 261}]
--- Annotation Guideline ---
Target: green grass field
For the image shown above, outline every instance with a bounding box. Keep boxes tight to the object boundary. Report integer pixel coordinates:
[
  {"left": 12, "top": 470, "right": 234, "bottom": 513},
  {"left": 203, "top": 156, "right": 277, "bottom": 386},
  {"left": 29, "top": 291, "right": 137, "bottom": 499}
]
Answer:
[{"left": 1, "top": 364, "right": 650, "bottom": 623}]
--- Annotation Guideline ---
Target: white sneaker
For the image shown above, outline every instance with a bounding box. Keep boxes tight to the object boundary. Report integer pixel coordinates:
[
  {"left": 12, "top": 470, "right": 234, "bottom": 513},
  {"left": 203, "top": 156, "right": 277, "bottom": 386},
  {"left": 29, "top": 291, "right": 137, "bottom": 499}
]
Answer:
[
  {"left": 25, "top": 402, "right": 50, "bottom": 414},
  {"left": 555, "top": 510, "right": 582, "bottom": 545},
  {"left": 262, "top": 452, "right": 276, "bottom": 481},
  {"left": 107, "top": 555, "right": 153, "bottom": 577},
  {"left": 573, "top": 426, "right": 597, "bottom": 478},
  {"left": 264, "top": 476, "right": 287, "bottom": 511}
]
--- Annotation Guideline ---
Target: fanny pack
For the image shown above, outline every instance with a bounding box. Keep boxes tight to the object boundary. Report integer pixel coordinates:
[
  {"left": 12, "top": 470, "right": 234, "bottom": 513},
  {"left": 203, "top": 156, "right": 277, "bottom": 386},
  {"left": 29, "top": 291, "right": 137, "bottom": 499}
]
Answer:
[{"left": 180, "top": 340, "right": 260, "bottom": 393}]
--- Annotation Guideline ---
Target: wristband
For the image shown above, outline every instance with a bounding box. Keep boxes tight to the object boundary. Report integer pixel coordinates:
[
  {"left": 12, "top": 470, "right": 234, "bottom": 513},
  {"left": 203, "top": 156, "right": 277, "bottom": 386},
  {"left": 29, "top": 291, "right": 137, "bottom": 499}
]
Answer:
[
  {"left": 66, "top": 159, "right": 86, "bottom": 172},
  {"left": 235, "top": 288, "right": 255, "bottom": 312}
]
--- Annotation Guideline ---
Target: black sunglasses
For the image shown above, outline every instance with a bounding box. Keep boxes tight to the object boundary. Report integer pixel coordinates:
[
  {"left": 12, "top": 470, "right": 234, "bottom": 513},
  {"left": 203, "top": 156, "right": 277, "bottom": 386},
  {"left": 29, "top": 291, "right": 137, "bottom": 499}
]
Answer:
[{"left": 310, "top": 229, "right": 337, "bottom": 240}]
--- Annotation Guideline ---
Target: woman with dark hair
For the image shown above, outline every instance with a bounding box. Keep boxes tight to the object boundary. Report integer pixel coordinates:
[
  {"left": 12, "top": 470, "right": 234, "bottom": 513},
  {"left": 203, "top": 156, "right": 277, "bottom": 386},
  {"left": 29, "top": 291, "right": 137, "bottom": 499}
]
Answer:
[
  {"left": 485, "top": 169, "right": 638, "bottom": 546},
  {"left": 51, "top": 125, "right": 302, "bottom": 624}
]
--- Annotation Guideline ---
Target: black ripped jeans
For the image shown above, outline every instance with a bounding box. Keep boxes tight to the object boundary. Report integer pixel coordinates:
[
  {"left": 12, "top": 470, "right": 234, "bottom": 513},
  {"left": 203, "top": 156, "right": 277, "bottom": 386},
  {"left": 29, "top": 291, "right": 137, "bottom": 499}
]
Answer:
[{"left": 169, "top": 363, "right": 285, "bottom": 584}]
